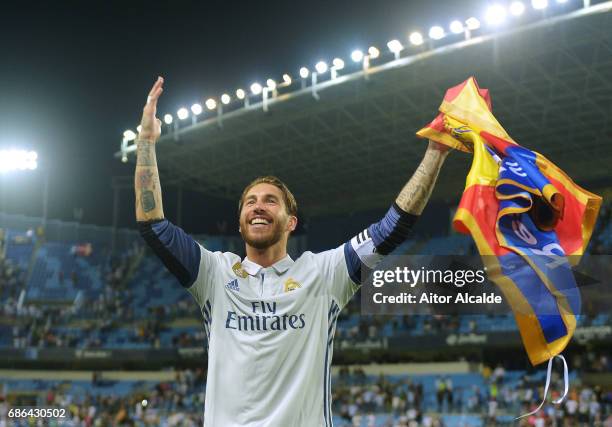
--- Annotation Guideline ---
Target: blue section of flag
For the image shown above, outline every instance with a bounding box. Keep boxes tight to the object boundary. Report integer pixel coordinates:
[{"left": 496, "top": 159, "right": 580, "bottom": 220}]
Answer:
[
  {"left": 496, "top": 146, "right": 550, "bottom": 196},
  {"left": 498, "top": 252, "right": 568, "bottom": 343},
  {"left": 493, "top": 142, "right": 581, "bottom": 345},
  {"left": 498, "top": 212, "right": 581, "bottom": 319}
]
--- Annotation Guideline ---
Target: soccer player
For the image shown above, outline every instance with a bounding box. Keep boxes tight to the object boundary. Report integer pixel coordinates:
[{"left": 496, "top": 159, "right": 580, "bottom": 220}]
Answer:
[{"left": 135, "top": 77, "right": 449, "bottom": 426}]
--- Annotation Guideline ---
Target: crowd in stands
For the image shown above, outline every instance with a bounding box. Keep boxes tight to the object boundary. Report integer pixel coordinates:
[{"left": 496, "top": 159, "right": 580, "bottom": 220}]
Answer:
[
  {"left": 0, "top": 252, "right": 32, "bottom": 321},
  {"left": 0, "top": 258, "right": 26, "bottom": 302},
  {"left": 329, "top": 366, "right": 612, "bottom": 427},
  {"left": 0, "top": 233, "right": 147, "bottom": 349},
  {"left": 572, "top": 351, "right": 610, "bottom": 374},
  {"left": 0, "top": 221, "right": 210, "bottom": 350},
  {"left": 1, "top": 368, "right": 206, "bottom": 427},
  {"left": 2, "top": 365, "right": 611, "bottom": 426}
]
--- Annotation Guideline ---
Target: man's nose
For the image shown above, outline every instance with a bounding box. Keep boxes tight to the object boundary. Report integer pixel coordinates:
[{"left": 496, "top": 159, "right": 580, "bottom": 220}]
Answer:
[{"left": 253, "top": 201, "right": 266, "bottom": 212}]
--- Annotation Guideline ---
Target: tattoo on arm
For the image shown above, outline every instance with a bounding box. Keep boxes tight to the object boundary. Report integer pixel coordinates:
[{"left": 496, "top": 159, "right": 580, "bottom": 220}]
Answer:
[
  {"left": 136, "top": 141, "right": 156, "bottom": 166},
  {"left": 135, "top": 139, "right": 164, "bottom": 220},
  {"left": 137, "top": 169, "right": 154, "bottom": 187},
  {"left": 395, "top": 149, "right": 447, "bottom": 215},
  {"left": 140, "top": 191, "right": 156, "bottom": 212}
]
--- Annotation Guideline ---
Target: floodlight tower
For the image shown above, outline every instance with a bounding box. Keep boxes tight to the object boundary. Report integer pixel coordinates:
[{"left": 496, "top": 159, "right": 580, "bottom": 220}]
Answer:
[{"left": 0, "top": 149, "right": 47, "bottom": 226}]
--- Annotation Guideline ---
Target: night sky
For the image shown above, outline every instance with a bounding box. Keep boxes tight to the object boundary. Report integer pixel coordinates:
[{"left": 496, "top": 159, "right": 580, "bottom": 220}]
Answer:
[{"left": 0, "top": 0, "right": 482, "bottom": 231}]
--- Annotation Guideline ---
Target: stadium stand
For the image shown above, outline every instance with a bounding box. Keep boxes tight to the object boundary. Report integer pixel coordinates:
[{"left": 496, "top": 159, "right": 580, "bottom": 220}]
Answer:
[{"left": 2, "top": 201, "right": 612, "bottom": 348}]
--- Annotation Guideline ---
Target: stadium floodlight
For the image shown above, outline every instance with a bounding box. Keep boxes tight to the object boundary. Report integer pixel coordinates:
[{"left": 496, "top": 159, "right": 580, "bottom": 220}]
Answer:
[
  {"left": 123, "top": 130, "right": 137, "bottom": 141},
  {"left": 250, "top": 82, "right": 263, "bottom": 95},
  {"left": 299, "top": 67, "right": 310, "bottom": 78},
  {"left": 409, "top": 32, "right": 424, "bottom": 46},
  {"left": 205, "top": 98, "right": 217, "bottom": 110},
  {"left": 510, "top": 1, "right": 526, "bottom": 15},
  {"left": 368, "top": 46, "right": 380, "bottom": 58},
  {"left": 428, "top": 26, "right": 445, "bottom": 40},
  {"left": 191, "top": 103, "right": 203, "bottom": 115},
  {"left": 485, "top": 4, "right": 507, "bottom": 25},
  {"left": 177, "top": 107, "right": 189, "bottom": 120},
  {"left": 332, "top": 58, "right": 345, "bottom": 70},
  {"left": 221, "top": 93, "right": 231, "bottom": 105},
  {"left": 236, "top": 88, "right": 246, "bottom": 99},
  {"left": 163, "top": 114, "right": 173, "bottom": 125},
  {"left": 351, "top": 49, "right": 364, "bottom": 62},
  {"left": 315, "top": 61, "right": 328, "bottom": 74},
  {"left": 532, "top": 0, "right": 548, "bottom": 9},
  {"left": 266, "top": 79, "right": 277, "bottom": 90},
  {"left": 282, "top": 74, "right": 291, "bottom": 84},
  {"left": 136, "top": 125, "right": 142, "bottom": 133},
  {"left": 0, "top": 150, "right": 38, "bottom": 172},
  {"left": 387, "top": 39, "right": 404, "bottom": 53},
  {"left": 330, "top": 58, "right": 345, "bottom": 79},
  {"left": 509, "top": 1, "right": 526, "bottom": 15},
  {"left": 465, "top": 17, "right": 481, "bottom": 30},
  {"left": 449, "top": 20, "right": 464, "bottom": 34}
]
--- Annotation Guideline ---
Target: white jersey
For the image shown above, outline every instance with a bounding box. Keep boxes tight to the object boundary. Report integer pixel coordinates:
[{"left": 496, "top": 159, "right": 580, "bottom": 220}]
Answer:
[
  {"left": 139, "top": 205, "right": 414, "bottom": 426},
  {"left": 188, "top": 245, "right": 359, "bottom": 427}
]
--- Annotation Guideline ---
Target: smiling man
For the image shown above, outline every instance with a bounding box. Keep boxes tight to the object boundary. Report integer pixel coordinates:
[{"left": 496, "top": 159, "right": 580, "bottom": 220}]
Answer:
[
  {"left": 237, "top": 176, "right": 298, "bottom": 265},
  {"left": 135, "top": 77, "right": 449, "bottom": 427}
]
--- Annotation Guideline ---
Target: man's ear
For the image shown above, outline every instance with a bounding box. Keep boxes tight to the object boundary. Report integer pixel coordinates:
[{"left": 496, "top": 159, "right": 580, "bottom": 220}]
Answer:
[{"left": 287, "top": 216, "right": 297, "bottom": 232}]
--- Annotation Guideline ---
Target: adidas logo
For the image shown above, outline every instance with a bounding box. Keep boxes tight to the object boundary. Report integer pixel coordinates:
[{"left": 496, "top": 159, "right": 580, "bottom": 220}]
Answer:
[{"left": 226, "top": 279, "right": 240, "bottom": 292}]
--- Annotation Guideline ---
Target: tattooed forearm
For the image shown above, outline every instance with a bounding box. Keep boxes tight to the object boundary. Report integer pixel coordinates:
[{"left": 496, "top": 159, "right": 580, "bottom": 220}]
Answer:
[
  {"left": 135, "top": 139, "right": 164, "bottom": 221},
  {"left": 395, "top": 147, "right": 447, "bottom": 215},
  {"left": 136, "top": 140, "right": 156, "bottom": 166}
]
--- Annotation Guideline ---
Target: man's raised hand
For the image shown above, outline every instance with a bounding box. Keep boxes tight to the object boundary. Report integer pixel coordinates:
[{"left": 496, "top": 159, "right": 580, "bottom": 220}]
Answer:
[{"left": 138, "top": 77, "right": 164, "bottom": 142}]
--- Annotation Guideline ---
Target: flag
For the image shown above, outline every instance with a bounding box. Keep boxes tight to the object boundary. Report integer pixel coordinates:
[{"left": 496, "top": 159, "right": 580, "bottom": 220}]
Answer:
[{"left": 418, "top": 77, "right": 602, "bottom": 365}]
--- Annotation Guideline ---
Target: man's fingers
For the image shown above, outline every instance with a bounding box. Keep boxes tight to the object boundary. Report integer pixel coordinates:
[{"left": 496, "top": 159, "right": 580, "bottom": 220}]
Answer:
[
  {"left": 146, "top": 77, "right": 164, "bottom": 105},
  {"left": 147, "top": 87, "right": 163, "bottom": 106},
  {"left": 147, "top": 77, "right": 164, "bottom": 97},
  {"left": 143, "top": 89, "right": 164, "bottom": 119},
  {"left": 140, "top": 78, "right": 165, "bottom": 137},
  {"left": 149, "top": 87, "right": 163, "bottom": 103}
]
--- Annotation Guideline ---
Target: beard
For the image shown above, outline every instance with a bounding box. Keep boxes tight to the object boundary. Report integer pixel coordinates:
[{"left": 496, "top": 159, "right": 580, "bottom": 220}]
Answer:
[{"left": 240, "top": 219, "right": 285, "bottom": 250}]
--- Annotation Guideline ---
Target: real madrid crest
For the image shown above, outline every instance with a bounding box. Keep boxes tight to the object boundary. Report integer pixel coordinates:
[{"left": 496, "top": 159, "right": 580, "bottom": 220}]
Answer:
[
  {"left": 232, "top": 262, "right": 249, "bottom": 279},
  {"left": 283, "top": 278, "right": 301, "bottom": 292}
]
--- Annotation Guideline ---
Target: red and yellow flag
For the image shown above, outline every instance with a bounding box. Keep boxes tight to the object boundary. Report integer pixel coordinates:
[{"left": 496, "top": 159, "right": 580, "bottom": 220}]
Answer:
[{"left": 418, "top": 77, "right": 601, "bottom": 365}]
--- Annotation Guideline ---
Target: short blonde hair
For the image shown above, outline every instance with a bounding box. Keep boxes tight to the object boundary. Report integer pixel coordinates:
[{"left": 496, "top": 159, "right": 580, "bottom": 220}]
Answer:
[{"left": 238, "top": 176, "right": 298, "bottom": 217}]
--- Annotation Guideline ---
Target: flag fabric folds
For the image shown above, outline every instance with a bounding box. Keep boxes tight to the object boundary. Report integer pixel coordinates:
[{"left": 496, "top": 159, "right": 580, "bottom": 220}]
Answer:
[{"left": 418, "top": 77, "right": 602, "bottom": 365}]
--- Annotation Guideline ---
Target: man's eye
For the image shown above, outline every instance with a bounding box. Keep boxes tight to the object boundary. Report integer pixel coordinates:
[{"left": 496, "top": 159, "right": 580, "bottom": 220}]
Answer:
[{"left": 247, "top": 200, "right": 255, "bottom": 205}]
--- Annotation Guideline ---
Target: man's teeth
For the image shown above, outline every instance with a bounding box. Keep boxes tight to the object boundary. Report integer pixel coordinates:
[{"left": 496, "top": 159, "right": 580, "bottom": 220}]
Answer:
[{"left": 251, "top": 218, "right": 270, "bottom": 225}]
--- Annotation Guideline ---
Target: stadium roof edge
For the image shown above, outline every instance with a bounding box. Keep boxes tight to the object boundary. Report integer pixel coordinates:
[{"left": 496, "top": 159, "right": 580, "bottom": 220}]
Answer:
[{"left": 115, "top": 0, "right": 612, "bottom": 159}]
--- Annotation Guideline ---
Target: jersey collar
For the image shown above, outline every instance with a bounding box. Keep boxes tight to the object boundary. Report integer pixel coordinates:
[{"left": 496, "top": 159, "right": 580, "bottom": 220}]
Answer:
[{"left": 242, "top": 254, "right": 294, "bottom": 276}]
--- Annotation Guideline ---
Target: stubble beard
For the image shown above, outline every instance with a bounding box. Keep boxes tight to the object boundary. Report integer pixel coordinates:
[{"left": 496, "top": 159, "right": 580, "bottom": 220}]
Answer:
[{"left": 240, "top": 219, "right": 285, "bottom": 250}]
